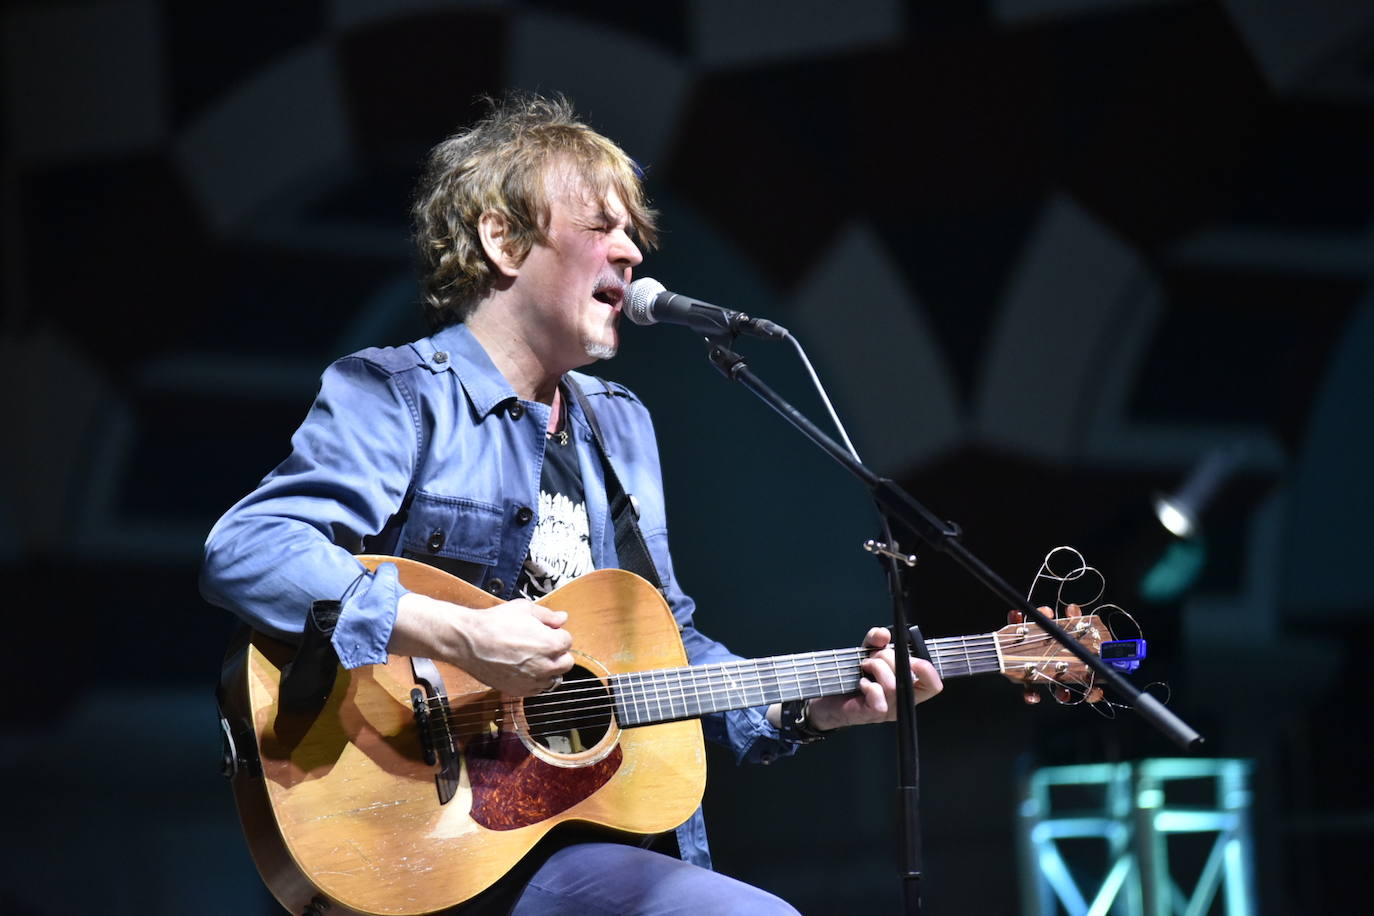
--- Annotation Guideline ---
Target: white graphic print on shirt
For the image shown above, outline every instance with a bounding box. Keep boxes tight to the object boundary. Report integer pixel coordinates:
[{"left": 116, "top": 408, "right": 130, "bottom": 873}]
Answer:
[{"left": 518, "top": 488, "right": 594, "bottom": 598}]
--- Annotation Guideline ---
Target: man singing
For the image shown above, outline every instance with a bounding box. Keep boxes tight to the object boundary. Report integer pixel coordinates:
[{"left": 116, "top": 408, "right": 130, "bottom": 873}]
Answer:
[{"left": 203, "top": 93, "right": 942, "bottom": 914}]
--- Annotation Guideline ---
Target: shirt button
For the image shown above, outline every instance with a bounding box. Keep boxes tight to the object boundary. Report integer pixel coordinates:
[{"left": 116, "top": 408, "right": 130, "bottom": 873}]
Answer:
[
  {"left": 508, "top": 403, "right": 525, "bottom": 420},
  {"left": 427, "top": 529, "right": 445, "bottom": 551},
  {"left": 433, "top": 350, "right": 448, "bottom": 364},
  {"left": 515, "top": 506, "right": 534, "bottom": 525},
  {"left": 486, "top": 578, "right": 505, "bottom": 595}
]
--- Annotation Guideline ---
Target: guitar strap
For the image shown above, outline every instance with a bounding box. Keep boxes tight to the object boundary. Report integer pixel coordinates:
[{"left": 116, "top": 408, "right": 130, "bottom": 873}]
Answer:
[
  {"left": 276, "top": 599, "right": 343, "bottom": 716},
  {"left": 564, "top": 377, "right": 685, "bottom": 860},
  {"left": 564, "top": 376, "right": 666, "bottom": 593}
]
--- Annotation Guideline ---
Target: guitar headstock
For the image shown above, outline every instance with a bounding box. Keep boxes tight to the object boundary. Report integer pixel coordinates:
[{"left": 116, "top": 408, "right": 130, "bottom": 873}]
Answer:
[{"left": 995, "top": 607, "right": 1108, "bottom": 705}]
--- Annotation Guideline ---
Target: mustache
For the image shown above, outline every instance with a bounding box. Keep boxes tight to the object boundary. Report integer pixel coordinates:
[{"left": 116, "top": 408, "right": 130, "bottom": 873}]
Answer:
[{"left": 593, "top": 274, "right": 626, "bottom": 296}]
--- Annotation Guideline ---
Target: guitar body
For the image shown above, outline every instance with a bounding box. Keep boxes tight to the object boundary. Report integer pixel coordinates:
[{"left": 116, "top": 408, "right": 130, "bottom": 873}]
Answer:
[{"left": 224, "top": 556, "right": 705, "bottom": 916}]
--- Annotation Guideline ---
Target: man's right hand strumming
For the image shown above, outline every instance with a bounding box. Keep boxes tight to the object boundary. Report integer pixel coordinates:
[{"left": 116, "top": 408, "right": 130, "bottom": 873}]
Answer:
[{"left": 390, "top": 592, "right": 575, "bottom": 697}]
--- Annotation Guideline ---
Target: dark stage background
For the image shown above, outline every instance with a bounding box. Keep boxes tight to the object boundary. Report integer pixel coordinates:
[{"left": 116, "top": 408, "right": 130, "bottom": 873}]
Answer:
[{"left": 4, "top": 1, "right": 1372, "bottom": 913}]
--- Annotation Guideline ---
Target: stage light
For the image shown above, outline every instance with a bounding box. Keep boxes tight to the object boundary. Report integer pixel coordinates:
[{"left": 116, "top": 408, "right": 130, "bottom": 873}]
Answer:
[
  {"left": 1151, "top": 445, "right": 1245, "bottom": 542},
  {"left": 1139, "top": 445, "right": 1246, "bottom": 602},
  {"left": 1153, "top": 496, "right": 1196, "bottom": 539}
]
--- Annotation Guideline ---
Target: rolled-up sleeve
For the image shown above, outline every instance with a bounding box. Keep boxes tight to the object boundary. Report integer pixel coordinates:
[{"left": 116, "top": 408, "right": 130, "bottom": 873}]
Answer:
[{"left": 200, "top": 356, "right": 420, "bottom": 667}]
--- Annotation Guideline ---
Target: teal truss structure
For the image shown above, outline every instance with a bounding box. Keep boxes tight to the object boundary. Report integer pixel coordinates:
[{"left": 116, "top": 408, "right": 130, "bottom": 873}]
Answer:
[{"left": 1019, "top": 759, "right": 1255, "bottom": 916}]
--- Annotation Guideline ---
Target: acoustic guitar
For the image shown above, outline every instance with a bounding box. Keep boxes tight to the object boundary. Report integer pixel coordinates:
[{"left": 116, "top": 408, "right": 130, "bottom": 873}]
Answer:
[{"left": 219, "top": 555, "right": 1108, "bottom": 916}]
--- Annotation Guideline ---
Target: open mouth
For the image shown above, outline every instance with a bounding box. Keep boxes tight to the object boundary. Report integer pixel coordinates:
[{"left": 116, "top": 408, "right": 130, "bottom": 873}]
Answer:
[{"left": 592, "top": 283, "right": 624, "bottom": 309}]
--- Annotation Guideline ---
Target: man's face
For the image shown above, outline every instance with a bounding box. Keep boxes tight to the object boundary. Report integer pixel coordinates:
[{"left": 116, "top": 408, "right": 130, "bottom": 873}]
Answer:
[{"left": 515, "top": 167, "right": 643, "bottom": 368}]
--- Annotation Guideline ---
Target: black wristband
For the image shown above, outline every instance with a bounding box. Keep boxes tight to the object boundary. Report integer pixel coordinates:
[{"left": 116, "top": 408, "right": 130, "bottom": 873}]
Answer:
[{"left": 779, "top": 699, "right": 828, "bottom": 745}]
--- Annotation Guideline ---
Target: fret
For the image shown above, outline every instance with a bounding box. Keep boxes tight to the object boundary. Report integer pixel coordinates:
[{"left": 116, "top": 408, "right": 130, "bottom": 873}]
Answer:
[
  {"left": 678, "top": 667, "right": 699, "bottom": 718},
  {"left": 689, "top": 659, "right": 705, "bottom": 719},
  {"left": 650, "top": 668, "right": 669, "bottom": 721},
  {"left": 742, "top": 659, "right": 761, "bottom": 705},
  {"left": 651, "top": 668, "right": 667, "bottom": 722},
  {"left": 698, "top": 663, "right": 722, "bottom": 715},
  {"left": 639, "top": 669, "right": 655, "bottom": 723},
  {"left": 614, "top": 670, "right": 630, "bottom": 727},
  {"left": 801, "top": 652, "right": 823, "bottom": 700},
  {"left": 665, "top": 668, "right": 683, "bottom": 721},
  {"left": 790, "top": 651, "right": 806, "bottom": 704},
  {"left": 754, "top": 660, "right": 772, "bottom": 705},
  {"left": 641, "top": 670, "right": 653, "bottom": 724},
  {"left": 613, "top": 669, "right": 635, "bottom": 727},
  {"left": 629, "top": 669, "right": 647, "bottom": 726},
  {"left": 947, "top": 636, "right": 968, "bottom": 677},
  {"left": 721, "top": 668, "right": 740, "bottom": 714},
  {"left": 736, "top": 660, "right": 757, "bottom": 706},
  {"left": 927, "top": 643, "right": 944, "bottom": 679},
  {"left": 639, "top": 667, "right": 660, "bottom": 725},
  {"left": 734, "top": 660, "right": 757, "bottom": 709},
  {"left": 611, "top": 672, "right": 631, "bottom": 726},
  {"left": 699, "top": 662, "right": 728, "bottom": 717},
  {"left": 721, "top": 660, "right": 750, "bottom": 709},
  {"left": 974, "top": 637, "right": 1003, "bottom": 675},
  {"left": 718, "top": 662, "right": 738, "bottom": 709},
  {"left": 927, "top": 634, "right": 1000, "bottom": 679},
  {"left": 755, "top": 659, "right": 775, "bottom": 706}
]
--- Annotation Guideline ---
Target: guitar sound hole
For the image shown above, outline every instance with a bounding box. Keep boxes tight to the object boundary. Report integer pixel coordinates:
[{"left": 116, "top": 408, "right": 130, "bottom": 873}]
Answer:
[{"left": 521, "top": 664, "right": 612, "bottom": 756}]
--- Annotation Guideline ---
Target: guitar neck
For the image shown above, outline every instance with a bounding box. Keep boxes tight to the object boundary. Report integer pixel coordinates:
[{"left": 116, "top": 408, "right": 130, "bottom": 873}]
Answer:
[{"left": 612, "top": 633, "right": 1001, "bottom": 728}]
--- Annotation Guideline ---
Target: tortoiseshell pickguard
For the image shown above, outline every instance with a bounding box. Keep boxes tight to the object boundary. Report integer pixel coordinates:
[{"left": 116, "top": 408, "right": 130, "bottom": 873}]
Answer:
[{"left": 465, "top": 730, "right": 622, "bottom": 830}]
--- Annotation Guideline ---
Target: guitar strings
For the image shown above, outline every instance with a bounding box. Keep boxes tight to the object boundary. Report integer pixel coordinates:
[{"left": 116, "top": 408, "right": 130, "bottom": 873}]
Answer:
[
  {"left": 409, "top": 630, "right": 1093, "bottom": 737},
  {"left": 427, "top": 656, "right": 1071, "bottom": 740},
  {"left": 422, "top": 625, "right": 1085, "bottom": 721},
  {"left": 423, "top": 632, "right": 1078, "bottom": 730},
  {"left": 425, "top": 625, "right": 1083, "bottom": 716},
  {"left": 423, "top": 644, "right": 1061, "bottom": 726},
  {"left": 424, "top": 642, "right": 962, "bottom": 724}
]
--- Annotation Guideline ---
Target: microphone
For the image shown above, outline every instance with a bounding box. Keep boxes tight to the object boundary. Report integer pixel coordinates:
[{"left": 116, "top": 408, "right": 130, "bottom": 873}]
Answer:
[{"left": 623, "top": 278, "right": 789, "bottom": 341}]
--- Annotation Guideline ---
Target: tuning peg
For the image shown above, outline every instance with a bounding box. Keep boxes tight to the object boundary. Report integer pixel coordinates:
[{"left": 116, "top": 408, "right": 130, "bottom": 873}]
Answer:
[
  {"left": 1022, "top": 688, "right": 1041, "bottom": 705},
  {"left": 1007, "top": 609, "right": 1024, "bottom": 624},
  {"left": 1086, "top": 687, "right": 1104, "bottom": 704},
  {"left": 1052, "top": 686, "right": 1074, "bottom": 704},
  {"left": 1066, "top": 603, "right": 1082, "bottom": 618}
]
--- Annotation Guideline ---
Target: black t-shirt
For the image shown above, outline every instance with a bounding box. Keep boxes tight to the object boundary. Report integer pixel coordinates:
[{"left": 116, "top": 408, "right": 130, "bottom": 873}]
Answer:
[{"left": 514, "top": 408, "right": 595, "bottom": 599}]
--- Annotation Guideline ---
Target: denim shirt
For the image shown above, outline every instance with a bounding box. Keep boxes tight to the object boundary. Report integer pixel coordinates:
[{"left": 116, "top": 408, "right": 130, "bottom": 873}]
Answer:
[{"left": 200, "top": 322, "right": 800, "bottom": 869}]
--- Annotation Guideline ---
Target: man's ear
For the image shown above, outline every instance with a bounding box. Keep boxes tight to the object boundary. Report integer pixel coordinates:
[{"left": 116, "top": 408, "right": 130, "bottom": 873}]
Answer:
[{"left": 478, "top": 211, "right": 521, "bottom": 278}]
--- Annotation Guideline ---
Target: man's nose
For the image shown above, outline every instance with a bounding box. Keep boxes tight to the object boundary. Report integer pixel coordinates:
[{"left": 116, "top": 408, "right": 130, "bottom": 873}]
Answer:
[{"left": 612, "top": 229, "right": 643, "bottom": 268}]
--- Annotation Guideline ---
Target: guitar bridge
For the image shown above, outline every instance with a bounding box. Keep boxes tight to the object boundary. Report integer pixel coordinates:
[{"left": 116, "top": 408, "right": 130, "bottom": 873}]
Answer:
[
  {"left": 411, "top": 688, "right": 440, "bottom": 766},
  {"left": 410, "top": 657, "right": 461, "bottom": 805}
]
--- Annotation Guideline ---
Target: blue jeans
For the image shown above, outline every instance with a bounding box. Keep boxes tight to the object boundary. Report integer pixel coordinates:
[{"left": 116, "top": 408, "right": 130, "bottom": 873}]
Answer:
[{"left": 508, "top": 842, "right": 799, "bottom": 915}]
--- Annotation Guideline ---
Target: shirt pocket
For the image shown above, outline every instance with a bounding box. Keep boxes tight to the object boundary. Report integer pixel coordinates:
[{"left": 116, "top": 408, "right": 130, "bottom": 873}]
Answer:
[{"left": 399, "top": 490, "right": 504, "bottom": 584}]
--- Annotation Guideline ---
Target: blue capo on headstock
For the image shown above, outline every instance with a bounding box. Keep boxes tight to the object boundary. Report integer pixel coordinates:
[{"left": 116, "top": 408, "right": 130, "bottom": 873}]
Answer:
[{"left": 1101, "top": 638, "right": 1147, "bottom": 673}]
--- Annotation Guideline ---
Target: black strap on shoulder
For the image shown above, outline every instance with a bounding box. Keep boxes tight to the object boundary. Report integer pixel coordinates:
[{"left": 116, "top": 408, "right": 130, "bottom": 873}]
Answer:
[
  {"left": 564, "top": 378, "right": 665, "bottom": 592},
  {"left": 277, "top": 599, "right": 343, "bottom": 716}
]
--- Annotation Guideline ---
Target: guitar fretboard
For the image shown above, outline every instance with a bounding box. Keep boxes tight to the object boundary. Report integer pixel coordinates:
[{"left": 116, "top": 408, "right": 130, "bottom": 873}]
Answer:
[{"left": 612, "top": 633, "right": 1002, "bottom": 728}]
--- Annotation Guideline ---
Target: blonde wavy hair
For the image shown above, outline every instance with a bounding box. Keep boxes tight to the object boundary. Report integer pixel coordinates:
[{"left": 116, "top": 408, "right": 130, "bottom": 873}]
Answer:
[{"left": 412, "top": 93, "right": 658, "bottom": 329}]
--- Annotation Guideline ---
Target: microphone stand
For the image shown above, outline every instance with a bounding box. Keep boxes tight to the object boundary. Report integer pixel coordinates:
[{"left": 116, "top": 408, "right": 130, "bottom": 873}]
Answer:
[
  {"left": 874, "top": 513, "right": 930, "bottom": 914},
  {"left": 702, "top": 340, "right": 1203, "bottom": 916}
]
